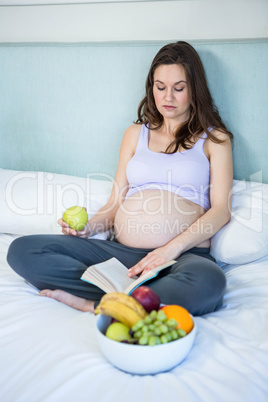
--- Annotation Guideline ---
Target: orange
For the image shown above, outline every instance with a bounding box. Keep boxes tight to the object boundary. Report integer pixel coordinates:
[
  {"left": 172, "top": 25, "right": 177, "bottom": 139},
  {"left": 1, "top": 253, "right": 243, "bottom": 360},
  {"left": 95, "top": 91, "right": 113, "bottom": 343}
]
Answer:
[{"left": 160, "top": 305, "right": 194, "bottom": 334}]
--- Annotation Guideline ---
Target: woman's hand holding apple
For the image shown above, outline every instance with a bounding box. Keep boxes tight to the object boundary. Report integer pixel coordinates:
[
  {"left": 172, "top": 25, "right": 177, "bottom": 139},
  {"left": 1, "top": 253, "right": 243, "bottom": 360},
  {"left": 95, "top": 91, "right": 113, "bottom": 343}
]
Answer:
[
  {"left": 58, "top": 218, "right": 92, "bottom": 238},
  {"left": 59, "top": 206, "right": 92, "bottom": 238}
]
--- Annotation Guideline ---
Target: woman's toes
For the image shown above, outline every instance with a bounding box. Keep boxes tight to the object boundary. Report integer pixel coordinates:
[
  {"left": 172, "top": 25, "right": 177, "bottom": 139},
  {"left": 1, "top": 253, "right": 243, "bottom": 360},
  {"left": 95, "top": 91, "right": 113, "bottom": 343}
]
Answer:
[
  {"left": 39, "top": 289, "right": 94, "bottom": 312},
  {"left": 40, "top": 289, "right": 51, "bottom": 297}
]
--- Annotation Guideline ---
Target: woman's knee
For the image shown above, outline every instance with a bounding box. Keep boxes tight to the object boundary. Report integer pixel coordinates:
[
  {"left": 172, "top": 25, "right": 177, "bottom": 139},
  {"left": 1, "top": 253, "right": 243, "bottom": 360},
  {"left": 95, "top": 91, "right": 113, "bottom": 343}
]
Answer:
[
  {"left": 7, "top": 235, "right": 55, "bottom": 277},
  {"left": 192, "top": 259, "right": 226, "bottom": 313},
  {"left": 150, "top": 255, "right": 227, "bottom": 315},
  {"left": 7, "top": 235, "right": 35, "bottom": 274},
  {"left": 7, "top": 235, "right": 32, "bottom": 263},
  {"left": 202, "top": 259, "right": 226, "bottom": 297},
  {"left": 172, "top": 254, "right": 226, "bottom": 292}
]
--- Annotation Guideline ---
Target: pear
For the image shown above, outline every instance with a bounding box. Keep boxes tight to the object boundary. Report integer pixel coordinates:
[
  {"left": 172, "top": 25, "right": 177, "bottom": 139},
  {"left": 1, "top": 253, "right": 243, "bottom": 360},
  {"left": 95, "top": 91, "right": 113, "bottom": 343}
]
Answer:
[{"left": 105, "top": 322, "right": 132, "bottom": 342}]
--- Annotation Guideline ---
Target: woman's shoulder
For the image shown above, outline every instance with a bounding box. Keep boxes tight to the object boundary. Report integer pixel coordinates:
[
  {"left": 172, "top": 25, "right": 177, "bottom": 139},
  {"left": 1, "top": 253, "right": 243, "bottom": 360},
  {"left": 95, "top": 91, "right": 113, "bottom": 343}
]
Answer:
[
  {"left": 124, "top": 123, "right": 143, "bottom": 136},
  {"left": 204, "top": 128, "right": 232, "bottom": 148},
  {"left": 204, "top": 128, "right": 232, "bottom": 160},
  {"left": 122, "top": 123, "right": 142, "bottom": 144},
  {"left": 210, "top": 128, "right": 232, "bottom": 142},
  {"left": 120, "top": 124, "right": 143, "bottom": 155}
]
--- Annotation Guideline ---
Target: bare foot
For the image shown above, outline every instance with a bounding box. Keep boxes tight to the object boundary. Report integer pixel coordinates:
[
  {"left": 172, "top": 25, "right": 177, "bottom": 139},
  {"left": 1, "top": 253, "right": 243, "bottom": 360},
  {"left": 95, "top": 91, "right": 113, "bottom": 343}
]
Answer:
[{"left": 40, "top": 289, "right": 95, "bottom": 313}]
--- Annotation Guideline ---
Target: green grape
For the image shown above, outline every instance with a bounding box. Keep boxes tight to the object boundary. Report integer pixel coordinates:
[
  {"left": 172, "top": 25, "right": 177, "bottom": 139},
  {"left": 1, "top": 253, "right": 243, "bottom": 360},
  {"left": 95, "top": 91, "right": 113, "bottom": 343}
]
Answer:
[
  {"left": 166, "top": 332, "right": 172, "bottom": 342},
  {"left": 139, "top": 335, "right": 149, "bottom": 345},
  {"left": 166, "top": 318, "right": 178, "bottom": 328},
  {"left": 177, "top": 328, "right": 187, "bottom": 337},
  {"left": 170, "top": 329, "right": 179, "bottom": 340},
  {"left": 144, "top": 315, "right": 153, "bottom": 324},
  {"left": 133, "top": 330, "right": 142, "bottom": 339},
  {"left": 160, "top": 334, "right": 169, "bottom": 344},
  {"left": 159, "top": 324, "right": 169, "bottom": 334},
  {"left": 141, "top": 325, "right": 149, "bottom": 333},
  {"left": 130, "top": 310, "right": 188, "bottom": 346},
  {"left": 131, "top": 319, "right": 145, "bottom": 333},
  {"left": 149, "top": 310, "right": 158, "bottom": 319},
  {"left": 131, "top": 323, "right": 140, "bottom": 332},
  {"left": 136, "top": 320, "right": 145, "bottom": 329},
  {"left": 157, "top": 310, "right": 168, "bottom": 322},
  {"left": 146, "top": 331, "right": 154, "bottom": 338},
  {"left": 148, "top": 336, "right": 161, "bottom": 346},
  {"left": 148, "top": 324, "right": 155, "bottom": 331},
  {"left": 154, "top": 326, "right": 162, "bottom": 336}
]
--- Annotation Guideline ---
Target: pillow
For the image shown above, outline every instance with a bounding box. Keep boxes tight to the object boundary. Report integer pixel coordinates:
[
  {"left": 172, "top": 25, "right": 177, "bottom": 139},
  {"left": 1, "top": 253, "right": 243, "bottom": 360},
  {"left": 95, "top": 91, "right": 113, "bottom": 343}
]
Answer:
[
  {"left": 1, "top": 169, "right": 268, "bottom": 264},
  {"left": 210, "top": 179, "right": 268, "bottom": 264},
  {"left": 0, "top": 168, "right": 113, "bottom": 238}
]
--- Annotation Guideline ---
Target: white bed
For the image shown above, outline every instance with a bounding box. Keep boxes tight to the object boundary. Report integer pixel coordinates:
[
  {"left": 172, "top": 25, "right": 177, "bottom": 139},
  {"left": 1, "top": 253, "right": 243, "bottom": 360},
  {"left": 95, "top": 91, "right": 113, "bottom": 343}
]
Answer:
[{"left": 0, "top": 168, "right": 268, "bottom": 402}]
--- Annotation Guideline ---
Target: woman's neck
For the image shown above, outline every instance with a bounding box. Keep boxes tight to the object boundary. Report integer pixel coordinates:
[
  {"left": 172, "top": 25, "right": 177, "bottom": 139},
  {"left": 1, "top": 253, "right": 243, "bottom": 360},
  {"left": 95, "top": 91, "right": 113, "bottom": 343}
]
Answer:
[{"left": 160, "top": 118, "right": 186, "bottom": 137}]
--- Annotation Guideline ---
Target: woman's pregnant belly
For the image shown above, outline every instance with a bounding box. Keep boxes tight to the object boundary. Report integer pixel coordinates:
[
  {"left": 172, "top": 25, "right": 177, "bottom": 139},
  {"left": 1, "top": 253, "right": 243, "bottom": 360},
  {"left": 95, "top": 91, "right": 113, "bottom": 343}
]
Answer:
[{"left": 114, "top": 189, "right": 211, "bottom": 249}]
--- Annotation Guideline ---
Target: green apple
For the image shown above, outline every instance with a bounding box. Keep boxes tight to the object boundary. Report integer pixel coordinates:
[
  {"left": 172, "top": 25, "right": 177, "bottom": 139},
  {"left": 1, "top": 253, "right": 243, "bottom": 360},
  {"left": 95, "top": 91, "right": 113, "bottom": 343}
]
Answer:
[
  {"left": 105, "top": 322, "right": 132, "bottom": 342},
  {"left": 62, "top": 206, "right": 88, "bottom": 231}
]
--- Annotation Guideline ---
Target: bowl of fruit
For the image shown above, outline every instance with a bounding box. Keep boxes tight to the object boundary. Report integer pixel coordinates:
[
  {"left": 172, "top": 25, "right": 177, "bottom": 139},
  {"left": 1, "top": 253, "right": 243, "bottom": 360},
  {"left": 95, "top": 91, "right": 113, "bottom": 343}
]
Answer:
[{"left": 95, "top": 287, "right": 197, "bottom": 375}]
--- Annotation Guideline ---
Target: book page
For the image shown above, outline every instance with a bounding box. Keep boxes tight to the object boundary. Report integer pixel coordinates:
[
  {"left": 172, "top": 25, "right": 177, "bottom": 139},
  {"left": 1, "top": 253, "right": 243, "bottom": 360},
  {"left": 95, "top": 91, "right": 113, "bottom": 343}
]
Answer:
[
  {"left": 83, "top": 268, "right": 117, "bottom": 293},
  {"left": 125, "top": 260, "right": 177, "bottom": 294},
  {"left": 81, "top": 258, "right": 176, "bottom": 294},
  {"left": 80, "top": 267, "right": 113, "bottom": 293},
  {"left": 91, "top": 257, "right": 137, "bottom": 292}
]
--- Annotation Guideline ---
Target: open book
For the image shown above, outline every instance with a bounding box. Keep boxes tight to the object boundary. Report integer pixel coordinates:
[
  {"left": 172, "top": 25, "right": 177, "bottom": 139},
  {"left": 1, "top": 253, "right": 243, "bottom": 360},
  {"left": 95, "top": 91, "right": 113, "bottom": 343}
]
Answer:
[{"left": 80, "top": 257, "right": 176, "bottom": 295}]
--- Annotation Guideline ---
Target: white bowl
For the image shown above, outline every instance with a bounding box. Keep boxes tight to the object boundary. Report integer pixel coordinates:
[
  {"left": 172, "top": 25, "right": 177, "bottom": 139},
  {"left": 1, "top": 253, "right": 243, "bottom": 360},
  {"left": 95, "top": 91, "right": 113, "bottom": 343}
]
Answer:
[{"left": 95, "top": 314, "right": 197, "bottom": 375}]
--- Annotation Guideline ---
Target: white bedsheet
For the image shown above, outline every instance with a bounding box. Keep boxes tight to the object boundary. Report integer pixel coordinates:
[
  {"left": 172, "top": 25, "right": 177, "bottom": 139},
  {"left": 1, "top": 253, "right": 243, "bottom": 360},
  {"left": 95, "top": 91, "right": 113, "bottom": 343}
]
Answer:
[{"left": 0, "top": 233, "right": 268, "bottom": 402}]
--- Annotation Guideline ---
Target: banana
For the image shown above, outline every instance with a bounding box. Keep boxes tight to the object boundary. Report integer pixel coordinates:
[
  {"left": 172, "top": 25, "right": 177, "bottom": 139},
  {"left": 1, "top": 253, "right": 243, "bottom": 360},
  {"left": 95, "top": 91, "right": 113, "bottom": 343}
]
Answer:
[
  {"left": 95, "top": 300, "right": 143, "bottom": 328},
  {"left": 99, "top": 292, "right": 147, "bottom": 319},
  {"left": 95, "top": 295, "right": 147, "bottom": 328}
]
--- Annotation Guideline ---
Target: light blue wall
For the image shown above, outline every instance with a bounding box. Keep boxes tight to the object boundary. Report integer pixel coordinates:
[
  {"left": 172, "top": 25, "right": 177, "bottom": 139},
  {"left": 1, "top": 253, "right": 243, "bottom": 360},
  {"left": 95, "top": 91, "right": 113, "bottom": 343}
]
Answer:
[{"left": 0, "top": 40, "right": 267, "bottom": 182}]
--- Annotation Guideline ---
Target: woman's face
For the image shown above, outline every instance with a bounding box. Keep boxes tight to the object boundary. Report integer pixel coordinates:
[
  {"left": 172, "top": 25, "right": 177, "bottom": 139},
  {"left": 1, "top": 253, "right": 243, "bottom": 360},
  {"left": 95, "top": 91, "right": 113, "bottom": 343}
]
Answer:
[{"left": 152, "top": 64, "right": 191, "bottom": 124}]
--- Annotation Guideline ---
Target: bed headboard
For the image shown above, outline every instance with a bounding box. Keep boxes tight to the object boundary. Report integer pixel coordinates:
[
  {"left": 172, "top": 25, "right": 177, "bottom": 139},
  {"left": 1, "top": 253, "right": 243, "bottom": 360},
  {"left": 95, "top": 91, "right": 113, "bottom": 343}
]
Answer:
[{"left": 0, "top": 40, "right": 267, "bottom": 183}]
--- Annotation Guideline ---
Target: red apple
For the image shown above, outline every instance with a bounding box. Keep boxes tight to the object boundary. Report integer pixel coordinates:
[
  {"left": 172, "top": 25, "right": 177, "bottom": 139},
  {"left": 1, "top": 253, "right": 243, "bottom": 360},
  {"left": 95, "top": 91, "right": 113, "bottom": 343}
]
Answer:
[{"left": 131, "top": 286, "right": 160, "bottom": 313}]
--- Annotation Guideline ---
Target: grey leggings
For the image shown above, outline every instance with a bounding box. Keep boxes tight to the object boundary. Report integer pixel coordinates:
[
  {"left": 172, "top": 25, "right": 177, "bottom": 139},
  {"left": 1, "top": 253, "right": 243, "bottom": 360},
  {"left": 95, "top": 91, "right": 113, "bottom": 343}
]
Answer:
[{"left": 7, "top": 234, "right": 226, "bottom": 316}]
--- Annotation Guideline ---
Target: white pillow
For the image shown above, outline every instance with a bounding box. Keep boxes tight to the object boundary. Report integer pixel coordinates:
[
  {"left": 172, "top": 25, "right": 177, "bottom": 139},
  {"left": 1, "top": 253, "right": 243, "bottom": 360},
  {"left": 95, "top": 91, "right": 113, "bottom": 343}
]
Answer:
[
  {"left": 210, "top": 179, "right": 268, "bottom": 264},
  {"left": 0, "top": 168, "right": 113, "bottom": 238},
  {"left": 1, "top": 169, "right": 268, "bottom": 264}
]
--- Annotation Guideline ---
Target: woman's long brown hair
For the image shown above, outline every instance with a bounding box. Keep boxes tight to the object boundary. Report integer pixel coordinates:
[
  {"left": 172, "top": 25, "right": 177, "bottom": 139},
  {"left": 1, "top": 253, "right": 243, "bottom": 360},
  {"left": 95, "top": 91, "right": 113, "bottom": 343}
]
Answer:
[{"left": 136, "top": 41, "right": 233, "bottom": 153}]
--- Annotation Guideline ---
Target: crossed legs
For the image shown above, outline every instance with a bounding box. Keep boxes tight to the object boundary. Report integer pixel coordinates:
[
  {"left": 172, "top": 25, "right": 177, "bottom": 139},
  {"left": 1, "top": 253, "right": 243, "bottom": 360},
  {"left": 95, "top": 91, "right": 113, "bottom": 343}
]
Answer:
[{"left": 7, "top": 234, "right": 226, "bottom": 316}]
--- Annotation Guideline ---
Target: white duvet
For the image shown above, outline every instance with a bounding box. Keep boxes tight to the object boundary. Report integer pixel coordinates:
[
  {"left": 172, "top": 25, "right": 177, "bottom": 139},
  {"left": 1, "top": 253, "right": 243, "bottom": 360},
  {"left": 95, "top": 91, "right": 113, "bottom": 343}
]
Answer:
[
  {"left": 1, "top": 233, "right": 268, "bottom": 402},
  {"left": 1, "top": 169, "right": 268, "bottom": 401}
]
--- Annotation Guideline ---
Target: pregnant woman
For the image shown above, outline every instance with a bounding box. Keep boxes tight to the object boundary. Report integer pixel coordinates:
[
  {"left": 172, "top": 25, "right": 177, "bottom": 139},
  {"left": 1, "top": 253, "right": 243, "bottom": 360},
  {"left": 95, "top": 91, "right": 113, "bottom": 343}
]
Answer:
[{"left": 7, "top": 41, "right": 233, "bottom": 316}]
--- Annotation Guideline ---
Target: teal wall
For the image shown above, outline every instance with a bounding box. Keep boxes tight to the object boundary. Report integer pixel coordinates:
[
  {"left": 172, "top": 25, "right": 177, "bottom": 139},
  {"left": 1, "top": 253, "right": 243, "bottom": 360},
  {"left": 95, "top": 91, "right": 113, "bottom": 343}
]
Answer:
[{"left": 0, "top": 40, "right": 267, "bottom": 182}]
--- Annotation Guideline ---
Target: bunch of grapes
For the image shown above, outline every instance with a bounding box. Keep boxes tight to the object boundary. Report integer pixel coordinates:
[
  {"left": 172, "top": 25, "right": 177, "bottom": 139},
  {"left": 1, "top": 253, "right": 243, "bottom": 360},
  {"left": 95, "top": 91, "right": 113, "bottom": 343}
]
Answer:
[{"left": 130, "top": 309, "right": 186, "bottom": 346}]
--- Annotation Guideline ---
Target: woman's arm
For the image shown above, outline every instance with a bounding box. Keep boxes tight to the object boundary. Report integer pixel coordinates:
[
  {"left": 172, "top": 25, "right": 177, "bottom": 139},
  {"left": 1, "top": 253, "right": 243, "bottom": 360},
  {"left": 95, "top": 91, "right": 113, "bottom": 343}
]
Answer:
[
  {"left": 128, "top": 130, "right": 233, "bottom": 276},
  {"left": 58, "top": 124, "right": 140, "bottom": 237}
]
